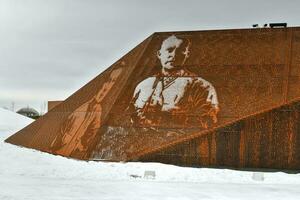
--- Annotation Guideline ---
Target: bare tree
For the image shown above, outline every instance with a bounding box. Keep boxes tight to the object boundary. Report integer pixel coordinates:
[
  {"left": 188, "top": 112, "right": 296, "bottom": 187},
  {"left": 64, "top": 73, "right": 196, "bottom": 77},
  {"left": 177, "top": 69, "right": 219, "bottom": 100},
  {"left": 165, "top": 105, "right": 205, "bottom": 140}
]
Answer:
[
  {"left": 11, "top": 101, "right": 15, "bottom": 112},
  {"left": 40, "top": 101, "right": 47, "bottom": 116}
]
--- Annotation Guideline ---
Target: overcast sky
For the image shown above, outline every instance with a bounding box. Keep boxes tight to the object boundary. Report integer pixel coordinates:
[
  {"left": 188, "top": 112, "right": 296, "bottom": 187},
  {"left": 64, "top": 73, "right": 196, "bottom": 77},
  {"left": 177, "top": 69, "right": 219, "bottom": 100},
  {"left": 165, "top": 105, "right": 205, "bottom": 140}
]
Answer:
[{"left": 1, "top": 0, "right": 300, "bottom": 112}]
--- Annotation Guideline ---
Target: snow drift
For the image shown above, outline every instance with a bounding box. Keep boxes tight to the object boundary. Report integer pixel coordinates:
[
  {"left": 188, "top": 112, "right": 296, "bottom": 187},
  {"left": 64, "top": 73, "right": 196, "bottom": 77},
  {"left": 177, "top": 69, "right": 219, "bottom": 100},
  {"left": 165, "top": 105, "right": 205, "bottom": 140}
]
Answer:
[
  {"left": 0, "top": 108, "right": 33, "bottom": 131},
  {"left": 1, "top": 107, "right": 300, "bottom": 200}
]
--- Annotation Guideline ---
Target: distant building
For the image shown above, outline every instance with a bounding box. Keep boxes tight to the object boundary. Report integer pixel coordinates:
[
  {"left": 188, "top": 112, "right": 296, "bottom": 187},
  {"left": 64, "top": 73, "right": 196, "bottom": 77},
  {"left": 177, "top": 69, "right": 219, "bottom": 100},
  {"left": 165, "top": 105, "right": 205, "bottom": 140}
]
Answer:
[{"left": 17, "top": 107, "right": 39, "bottom": 119}]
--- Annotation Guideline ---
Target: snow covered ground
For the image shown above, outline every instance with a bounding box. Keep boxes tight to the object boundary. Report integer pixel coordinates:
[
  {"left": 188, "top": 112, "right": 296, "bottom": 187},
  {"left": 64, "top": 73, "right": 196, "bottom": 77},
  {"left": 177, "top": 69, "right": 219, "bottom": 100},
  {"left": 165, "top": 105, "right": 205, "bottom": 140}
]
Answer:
[
  {"left": 1, "top": 108, "right": 300, "bottom": 200},
  {"left": 0, "top": 108, "right": 33, "bottom": 132}
]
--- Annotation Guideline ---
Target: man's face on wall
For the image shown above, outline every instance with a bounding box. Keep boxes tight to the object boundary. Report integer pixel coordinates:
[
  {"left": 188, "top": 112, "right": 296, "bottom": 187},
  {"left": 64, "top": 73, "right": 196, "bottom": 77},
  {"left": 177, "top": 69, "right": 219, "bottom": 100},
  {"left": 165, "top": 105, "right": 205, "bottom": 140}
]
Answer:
[{"left": 158, "top": 35, "right": 188, "bottom": 73}]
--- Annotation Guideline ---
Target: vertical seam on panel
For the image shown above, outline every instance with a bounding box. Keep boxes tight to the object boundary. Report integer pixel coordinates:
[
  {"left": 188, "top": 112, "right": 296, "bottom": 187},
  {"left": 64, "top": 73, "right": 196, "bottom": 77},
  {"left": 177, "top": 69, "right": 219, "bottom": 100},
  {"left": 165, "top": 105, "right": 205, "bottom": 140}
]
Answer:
[{"left": 284, "top": 29, "right": 294, "bottom": 103}]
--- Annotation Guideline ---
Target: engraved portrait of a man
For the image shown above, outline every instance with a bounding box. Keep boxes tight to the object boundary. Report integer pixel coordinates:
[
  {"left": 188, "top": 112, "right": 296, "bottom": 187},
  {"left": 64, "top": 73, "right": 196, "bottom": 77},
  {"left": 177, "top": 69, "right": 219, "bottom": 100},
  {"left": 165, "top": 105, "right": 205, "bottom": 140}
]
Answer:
[{"left": 130, "top": 35, "right": 219, "bottom": 128}]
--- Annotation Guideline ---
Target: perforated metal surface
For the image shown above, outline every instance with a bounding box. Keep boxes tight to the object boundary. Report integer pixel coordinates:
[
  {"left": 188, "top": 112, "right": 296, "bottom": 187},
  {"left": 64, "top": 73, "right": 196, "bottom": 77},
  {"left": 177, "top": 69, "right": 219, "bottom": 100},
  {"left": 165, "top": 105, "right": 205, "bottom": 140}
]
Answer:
[{"left": 5, "top": 27, "right": 300, "bottom": 170}]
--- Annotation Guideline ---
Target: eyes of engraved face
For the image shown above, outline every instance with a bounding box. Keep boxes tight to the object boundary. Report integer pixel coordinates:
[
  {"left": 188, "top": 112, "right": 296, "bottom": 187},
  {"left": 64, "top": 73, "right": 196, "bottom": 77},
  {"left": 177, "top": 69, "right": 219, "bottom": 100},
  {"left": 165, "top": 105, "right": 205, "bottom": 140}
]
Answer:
[{"left": 158, "top": 35, "right": 189, "bottom": 71}]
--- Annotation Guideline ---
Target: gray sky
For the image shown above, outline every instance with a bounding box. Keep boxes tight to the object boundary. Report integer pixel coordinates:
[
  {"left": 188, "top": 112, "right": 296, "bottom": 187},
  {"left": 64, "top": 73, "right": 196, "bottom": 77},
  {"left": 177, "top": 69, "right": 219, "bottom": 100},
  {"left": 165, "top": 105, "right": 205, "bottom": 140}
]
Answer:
[{"left": 1, "top": 0, "right": 300, "bottom": 112}]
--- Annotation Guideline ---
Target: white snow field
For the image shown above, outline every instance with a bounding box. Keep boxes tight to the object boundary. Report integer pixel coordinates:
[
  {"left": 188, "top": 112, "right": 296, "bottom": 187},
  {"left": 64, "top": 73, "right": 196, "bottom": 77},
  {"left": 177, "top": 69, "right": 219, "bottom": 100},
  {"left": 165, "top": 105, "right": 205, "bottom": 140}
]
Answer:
[
  {"left": 1, "top": 108, "right": 300, "bottom": 200},
  {"left": 0, "top": 108, "right": 33, "bottom": 132}
]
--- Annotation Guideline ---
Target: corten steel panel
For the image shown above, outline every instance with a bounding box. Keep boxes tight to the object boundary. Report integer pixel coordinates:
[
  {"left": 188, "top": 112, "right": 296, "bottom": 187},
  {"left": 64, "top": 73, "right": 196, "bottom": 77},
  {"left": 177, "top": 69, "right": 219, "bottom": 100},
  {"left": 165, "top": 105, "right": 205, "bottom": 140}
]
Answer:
[
  {"left": 91, "top": 28, "right": 290, "bottom": 161},
  {"left": 5, "top": 27, "right": 300, "bottom": 170},
  {"left": 48, "top": 101, "right": 63, "bottom": 111},
  {"left": 136, "top": 101, "right": 300, "bottom": 170},
  {"left": 288, "top": 30, "right": 300, "bottom": 101},
  {"left": 5, "top": 35, "right": 153, "bottom": 160}
]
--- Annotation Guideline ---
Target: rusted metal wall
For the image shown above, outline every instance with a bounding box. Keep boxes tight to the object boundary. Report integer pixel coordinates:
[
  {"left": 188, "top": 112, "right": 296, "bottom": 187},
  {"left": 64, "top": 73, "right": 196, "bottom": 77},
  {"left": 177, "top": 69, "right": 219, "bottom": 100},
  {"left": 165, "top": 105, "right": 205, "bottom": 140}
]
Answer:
[
  {"left": 5, "top": 27, "right": 300, "bottom": 170},
  {"left": 91, "top": 28, "right": 294, "bottom": 161},
  {"left": 48, "top": 101, "right": 63, "bottom": 111},
  {"left": 5, "top": 35, "right": 153, "bottom": 160},
  {"left": 137, "top": 101, "right": 300, "bottom": 170}
]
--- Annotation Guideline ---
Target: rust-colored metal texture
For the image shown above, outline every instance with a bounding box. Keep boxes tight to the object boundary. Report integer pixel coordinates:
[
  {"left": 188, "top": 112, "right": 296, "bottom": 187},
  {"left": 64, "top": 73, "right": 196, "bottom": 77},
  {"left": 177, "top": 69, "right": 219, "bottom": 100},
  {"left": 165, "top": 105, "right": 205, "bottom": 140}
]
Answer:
[
  {"left": 48, "top": 101, "right": 63, "bottom": 111},
  {"left": 137, "top": 101, "right": 300, "bottom": 170},
  {"left": 5, "top": 27, "right": 300, "bottom": 170}
]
